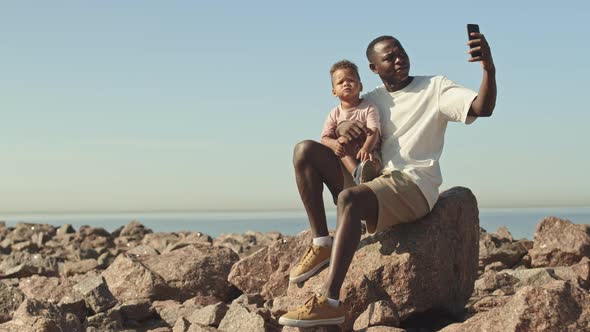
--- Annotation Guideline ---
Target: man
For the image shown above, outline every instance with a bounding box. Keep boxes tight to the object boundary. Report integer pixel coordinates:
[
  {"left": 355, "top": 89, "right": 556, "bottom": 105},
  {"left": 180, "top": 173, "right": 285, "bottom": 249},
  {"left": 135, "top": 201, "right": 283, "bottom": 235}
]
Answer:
[{"left": 279, "top": 30, "right": 496, "bottom": 328}]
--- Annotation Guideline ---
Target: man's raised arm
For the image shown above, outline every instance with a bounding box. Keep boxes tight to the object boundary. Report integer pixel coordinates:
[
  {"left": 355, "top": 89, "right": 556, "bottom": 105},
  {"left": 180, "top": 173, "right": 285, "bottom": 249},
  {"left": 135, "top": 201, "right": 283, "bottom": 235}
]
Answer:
[{"left": 467, "top": 31, "right": 497, "bottom": 117}]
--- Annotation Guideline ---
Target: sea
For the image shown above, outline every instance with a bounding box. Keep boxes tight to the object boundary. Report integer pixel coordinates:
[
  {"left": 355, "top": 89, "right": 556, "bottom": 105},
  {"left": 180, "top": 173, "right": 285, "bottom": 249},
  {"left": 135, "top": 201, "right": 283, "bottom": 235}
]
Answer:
[{"left": 1, "top": 207, "right": 590, "bottom": 240}]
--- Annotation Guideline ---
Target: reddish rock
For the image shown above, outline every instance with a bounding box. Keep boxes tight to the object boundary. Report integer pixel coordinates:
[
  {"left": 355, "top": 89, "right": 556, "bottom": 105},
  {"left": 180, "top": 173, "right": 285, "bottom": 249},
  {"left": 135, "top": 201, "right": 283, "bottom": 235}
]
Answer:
[
  {"left": 141, "top": 233, "right": 181, "bottom": 253},
  {"left": 353, "top": 300, "right": 400, "bottom": 330},
  {"left": 62, "top": 259, "right": 99, "bottom": 276},
  {"left": 529, "top": 217, "right": 590, "bottom": 267},
  {"left": 18, "top": 275, "right": 76, "bottom": 303},
  {"left": 440, "top": 281, "right": 590, "bottom": 332},
  {"left": 0, "top": 298, "right": 82, "bottom": 332},
  {"left": 188, "top": 302, "right": 228, "bottom": 327},
  {"left": 73, "top": 275, "right": 117, "bottom": 314},
  {"left": 102, "top": 254, "right": 172, "bottom": 302},
  {"left": 141, "top": 243, "right": 239, "bottom": 302},
  {"left": 242, "top": 187, "right": 479, "bottom": 330},
  {"left": 479, "top": 229, "right": 531, "bottom": 272}
]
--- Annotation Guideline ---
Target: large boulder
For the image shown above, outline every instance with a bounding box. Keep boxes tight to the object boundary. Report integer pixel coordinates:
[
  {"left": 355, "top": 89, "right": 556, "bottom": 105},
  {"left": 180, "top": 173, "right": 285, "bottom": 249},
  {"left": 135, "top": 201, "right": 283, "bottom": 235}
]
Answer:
[
  {"left": 103, "top": 243, "right": 239, "bottom": 303},
  {"left": 231, "top": 187, "right": 479, "bottom": 330},
  {"left": 440, "top": 280, "right": 590, "bottom": 332},
  {"left": 529, "top": 217, "right": 590, "bottom": 267}
]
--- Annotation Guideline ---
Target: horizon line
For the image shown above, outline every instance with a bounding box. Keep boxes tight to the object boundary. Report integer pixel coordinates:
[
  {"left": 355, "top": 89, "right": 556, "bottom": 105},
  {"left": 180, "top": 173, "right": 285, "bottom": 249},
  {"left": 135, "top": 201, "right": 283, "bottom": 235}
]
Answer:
[{"left": 2, "top": 203, "right": 590, "bottom": 216}]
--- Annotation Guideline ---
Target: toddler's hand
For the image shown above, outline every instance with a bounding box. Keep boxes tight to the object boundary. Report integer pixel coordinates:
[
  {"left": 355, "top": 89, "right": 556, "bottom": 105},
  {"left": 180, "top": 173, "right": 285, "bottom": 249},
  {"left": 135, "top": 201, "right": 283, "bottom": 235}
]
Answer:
[
  {"left": 332, "top": 141, "right": 346, "bottom": 157},
  {"left": 356, "top": 148, "right": 373, "bottom": 162},
  {"left": 337, "top": 136, "right": 348, "bottom": 144}
]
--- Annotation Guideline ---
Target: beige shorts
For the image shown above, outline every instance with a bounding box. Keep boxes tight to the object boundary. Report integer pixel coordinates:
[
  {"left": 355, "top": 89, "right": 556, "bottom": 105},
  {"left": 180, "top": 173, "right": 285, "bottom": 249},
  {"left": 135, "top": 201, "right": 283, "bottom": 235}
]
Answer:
[{"left": 340, "top": 166, "right": 429, "bottom": 234}]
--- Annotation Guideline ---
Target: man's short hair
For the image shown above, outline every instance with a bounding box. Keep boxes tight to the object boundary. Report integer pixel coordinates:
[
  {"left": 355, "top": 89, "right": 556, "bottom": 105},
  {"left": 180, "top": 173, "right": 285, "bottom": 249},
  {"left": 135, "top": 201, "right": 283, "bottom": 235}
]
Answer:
[
  {"left": 330, "top": 60, "right": 361, "bottom": 81},
  {"left": 366, "top": 36, "right": 399, "bottom": 61}
]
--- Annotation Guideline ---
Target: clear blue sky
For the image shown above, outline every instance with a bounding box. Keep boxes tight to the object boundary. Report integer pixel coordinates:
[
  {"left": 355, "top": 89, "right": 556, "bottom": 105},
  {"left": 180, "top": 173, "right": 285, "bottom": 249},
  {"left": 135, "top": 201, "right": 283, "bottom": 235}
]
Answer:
[{"left": 1, "top": 1, "right": 589, "bottom": 213}]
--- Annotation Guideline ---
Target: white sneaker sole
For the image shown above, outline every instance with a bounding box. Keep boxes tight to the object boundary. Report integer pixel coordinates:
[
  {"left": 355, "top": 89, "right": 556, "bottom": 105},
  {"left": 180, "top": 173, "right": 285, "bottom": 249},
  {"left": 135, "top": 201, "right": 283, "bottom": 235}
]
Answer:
[
  {"left": 289, "top": 258, "right": 330, "bottom": 283},
  {"left": 278, "top": 316, "right": 345, "bottom": 327}
]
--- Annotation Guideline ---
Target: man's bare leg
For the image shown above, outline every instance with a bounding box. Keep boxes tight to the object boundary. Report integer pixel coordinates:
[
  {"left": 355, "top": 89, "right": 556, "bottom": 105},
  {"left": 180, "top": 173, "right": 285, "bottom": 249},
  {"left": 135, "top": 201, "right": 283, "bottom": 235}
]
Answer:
[
  {"left": 293, "top": 140, "right": 348, "bottom": 237},
  {"left": 322, "top": 184, "right": 379, "bottom": 298}
]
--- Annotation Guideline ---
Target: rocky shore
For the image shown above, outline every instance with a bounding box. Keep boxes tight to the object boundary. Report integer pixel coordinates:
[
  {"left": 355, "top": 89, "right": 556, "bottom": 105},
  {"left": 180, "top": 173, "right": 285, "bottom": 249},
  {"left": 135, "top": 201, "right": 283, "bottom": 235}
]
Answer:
[{"left": 0, "top": 187, "right": 589, "bottom": 332}]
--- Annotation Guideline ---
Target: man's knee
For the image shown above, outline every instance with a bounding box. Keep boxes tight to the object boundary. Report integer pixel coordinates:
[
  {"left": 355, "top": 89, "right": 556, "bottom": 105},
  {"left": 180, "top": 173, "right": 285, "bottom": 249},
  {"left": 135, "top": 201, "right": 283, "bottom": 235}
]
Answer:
[
  {"left": 337, "top": 188, "right": 359, "bottom": 209},
  {"left": 293, "top": 140, "right": 316, "bottom": 168}
]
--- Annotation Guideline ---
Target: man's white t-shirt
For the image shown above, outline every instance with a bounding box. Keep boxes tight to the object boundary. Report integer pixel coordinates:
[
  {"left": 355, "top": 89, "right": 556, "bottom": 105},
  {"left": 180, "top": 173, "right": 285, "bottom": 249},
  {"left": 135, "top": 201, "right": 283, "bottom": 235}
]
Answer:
[{"left": 363, "top": 75, "right": 478, "bottom": 210}]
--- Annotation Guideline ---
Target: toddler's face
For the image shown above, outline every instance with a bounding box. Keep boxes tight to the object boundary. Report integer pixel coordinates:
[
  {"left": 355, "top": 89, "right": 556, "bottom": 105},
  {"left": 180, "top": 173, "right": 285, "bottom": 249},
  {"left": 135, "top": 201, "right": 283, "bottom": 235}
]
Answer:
[{"left": 331, "top": 68, "right": 362, "bottom": 101}]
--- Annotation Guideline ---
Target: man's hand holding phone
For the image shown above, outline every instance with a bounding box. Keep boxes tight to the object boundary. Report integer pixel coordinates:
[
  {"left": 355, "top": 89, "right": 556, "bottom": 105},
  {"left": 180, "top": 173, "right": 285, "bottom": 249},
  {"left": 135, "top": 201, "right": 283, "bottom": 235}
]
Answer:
[{"left": 467, "top": 24, "right": 495, "bottom": 73}]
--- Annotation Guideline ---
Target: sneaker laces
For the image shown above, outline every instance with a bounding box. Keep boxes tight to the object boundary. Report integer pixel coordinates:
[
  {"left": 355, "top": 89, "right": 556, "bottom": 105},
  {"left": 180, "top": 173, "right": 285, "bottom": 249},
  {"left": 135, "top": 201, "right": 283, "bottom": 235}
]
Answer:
[
  {"left": 298, "top": 245, "right": 319, "bottom": 266},
  {"left": 301, "top": 294, "right": 321, "bottom": 314}
]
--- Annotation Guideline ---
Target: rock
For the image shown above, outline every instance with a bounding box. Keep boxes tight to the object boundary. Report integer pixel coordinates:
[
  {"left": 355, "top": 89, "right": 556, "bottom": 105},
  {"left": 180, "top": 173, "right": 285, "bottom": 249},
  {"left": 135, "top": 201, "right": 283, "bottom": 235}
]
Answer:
[
  {"left": 85, "top": 307, "right": 123, "bottom": 331},
  {"left": 0, "top": 283, "right": 25, "bottom": 323},
  {"left": 173, "top": 317, "right": 190, "bottom": 332},
  {"left": 0, "top": 252, "right": 59, "bottom": 277},
  {"left": 56, "top": 224, "right": 75, "bottom": 236},
  {"left": 188, "top": 302, "right": 228, "bottom": 327},
  {"left": 152, "top": 300, "right": 183, "bottom": 326},
  {"left": 0, "top": 298, "right": 82, "bottom": 332},
  {"left": 142, "top": 233, "right": 181, "bottom": 253},
  {"left": 62, "top": 258, "right": 99, "bottom": 276},
  {"left": 282, "top": 327, "right": 342, "bottom": 332},
  {"left": 237, "top": 187, "right": 479, "bottom": 330},
  {"left": 553, "top": 257, "right": 590, "bottom": 289},
  {"left": 73, "top": 275, "right": 117, "bottom": 314},
  {"left": 118, "top": 298, "right": 155, "bottom": 322},
  {"left": 217, "top": 298, "right": 267, "bottom": 332},
  {"left": 473, "top": 271, "right": 519, "bottom": 298},
  {"left": 163, "top": 232, "right": 213, "bottom": 253},
  {"left": 228, "top": 234, "right": 302, "bottom": 299},
  {"left": 214, "top": 231, "right": 282, "bottom": 257},
  {"left": 10, "top": 223, "right": 56, "bottom": 243},
  {"left": 57, "top": 294, "right": 86, "bottom": 325},
  {"left": 468, "top": 295, "right": 512, "bottom": 315},
  {"left": 440, "top": 281, "right": 590, "bottom": 332},
  {"left": 102, "top": 254, "right": 172, "bottom": 302},
  {"left": 483, "top": 261, "right": 507, "bottom": 273},
  {"left": 140, "top": 243, "right": 239, "bottom": 302},
  {"left": 18, "top": 275, "right": 77, "bottom": 303},
  {"left": 127, "top": 244, "right": 160, "bottom": 257},
  {"left": 479, "top": 229, "right": 531, "bottom": 272},
  {"left": 494, "top": 226, "right": 513, "bottom": 242},
  {"left": 353, "top": 300, "right": 400, "bottom": 330},
  {"left": 187, "top": 324, "right": 219, "bottom": 332},
  {"left": 112, "top": 220, "right": 153, "bottom": 240},
  {"left": 529, "top": 217, "right": 590, "bottom": 267}
]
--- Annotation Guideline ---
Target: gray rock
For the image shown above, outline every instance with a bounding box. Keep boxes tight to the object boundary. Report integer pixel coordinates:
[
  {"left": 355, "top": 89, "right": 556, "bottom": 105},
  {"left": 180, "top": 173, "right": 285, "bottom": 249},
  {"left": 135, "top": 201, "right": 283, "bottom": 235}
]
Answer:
[
  {"left": 73, "top": 275, "right": 117, "bottom": 314},
  {"left": 0, "top": 283, "right": 25, "bottom": 323},
  {"left": 85, "top": 307, "right": 123, "bottom": 331}
]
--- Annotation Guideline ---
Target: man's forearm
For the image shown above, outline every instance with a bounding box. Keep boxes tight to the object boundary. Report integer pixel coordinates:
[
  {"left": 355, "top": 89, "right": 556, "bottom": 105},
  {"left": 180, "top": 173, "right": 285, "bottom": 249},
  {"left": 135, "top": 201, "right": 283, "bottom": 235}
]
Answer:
[{"left": 470, "top": 67, "right": 497, "bottom": 117}]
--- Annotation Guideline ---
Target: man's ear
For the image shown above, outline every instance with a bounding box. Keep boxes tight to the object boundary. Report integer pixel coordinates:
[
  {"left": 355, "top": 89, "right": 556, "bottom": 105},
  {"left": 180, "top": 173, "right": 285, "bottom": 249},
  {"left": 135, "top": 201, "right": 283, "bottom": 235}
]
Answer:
[
  {"left": 369, "top": 63, "right": 377, "bottom": 74},
  {"left": 360, "top": 82, "right": 364, "bottom": 92}
]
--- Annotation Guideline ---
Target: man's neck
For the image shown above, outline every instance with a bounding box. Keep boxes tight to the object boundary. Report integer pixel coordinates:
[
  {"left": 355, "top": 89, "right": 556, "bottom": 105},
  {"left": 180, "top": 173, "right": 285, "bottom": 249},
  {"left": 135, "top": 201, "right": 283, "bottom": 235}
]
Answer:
[{"left": 384, "top": 76, "right": 414, "bottom": 92}]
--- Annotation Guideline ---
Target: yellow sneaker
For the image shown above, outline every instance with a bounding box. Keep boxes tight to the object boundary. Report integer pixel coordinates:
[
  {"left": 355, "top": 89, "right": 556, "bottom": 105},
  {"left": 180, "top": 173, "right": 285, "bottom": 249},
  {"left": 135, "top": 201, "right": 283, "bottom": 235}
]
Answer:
[
  {"left": 289, "top": 244, "right": 331, "bottom": 283},
  {"left": 278, "top": 293, "right": 345, "bottom": 327}
]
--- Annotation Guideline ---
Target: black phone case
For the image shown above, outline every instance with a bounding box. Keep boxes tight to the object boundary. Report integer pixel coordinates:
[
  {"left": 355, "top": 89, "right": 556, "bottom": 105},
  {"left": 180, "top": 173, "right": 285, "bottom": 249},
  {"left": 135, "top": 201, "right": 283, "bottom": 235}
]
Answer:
[{"left": 467, "top": 24, "right": 481, "bottom": 58}]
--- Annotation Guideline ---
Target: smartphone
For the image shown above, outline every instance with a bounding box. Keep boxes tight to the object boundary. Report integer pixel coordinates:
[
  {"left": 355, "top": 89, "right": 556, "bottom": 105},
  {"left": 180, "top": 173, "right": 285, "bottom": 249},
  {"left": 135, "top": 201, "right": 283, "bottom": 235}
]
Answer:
[{"left": 467, "top": 24, "right": 481, "bottom": 58}]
